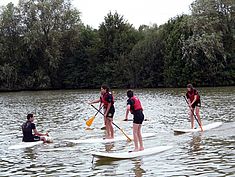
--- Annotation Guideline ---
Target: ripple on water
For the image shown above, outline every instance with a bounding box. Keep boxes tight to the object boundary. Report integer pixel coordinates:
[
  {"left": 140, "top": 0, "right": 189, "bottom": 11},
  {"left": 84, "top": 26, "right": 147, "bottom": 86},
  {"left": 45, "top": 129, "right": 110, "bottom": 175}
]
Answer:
[{"left": 0, "top": 87, "right": 234, "bottom": 176}]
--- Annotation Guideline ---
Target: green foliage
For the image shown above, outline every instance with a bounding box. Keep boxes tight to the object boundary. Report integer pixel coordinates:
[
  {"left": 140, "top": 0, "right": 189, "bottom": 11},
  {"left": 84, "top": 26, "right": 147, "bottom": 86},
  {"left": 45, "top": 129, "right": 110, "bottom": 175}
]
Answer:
[
  {"left": 161, "top": 15, "right": 192, "bottom": 87},
  {"left": 127, "top": 27, "right": 164, "bottom": 88},
  {"left": 0, "top": 0, "right": 234, "bottom": 90},
  {"left": 181, "top": 0, "right": 235, "bottom": 86},
  {"left": 93, "top": 11, "right": 141, "bottom": 87}
]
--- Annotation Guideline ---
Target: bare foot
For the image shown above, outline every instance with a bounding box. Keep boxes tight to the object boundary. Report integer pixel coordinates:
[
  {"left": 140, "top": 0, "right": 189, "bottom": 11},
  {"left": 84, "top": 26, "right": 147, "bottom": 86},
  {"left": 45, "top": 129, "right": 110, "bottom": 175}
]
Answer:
[
  {"left": 130, "top": 149, "right": 139, "bottom": 152},
  {"left": 139, "top": 147, "right": 144, "bottom": 151},
  {"left": 105, "top": 136, "right": 113, "bottom": 139}
]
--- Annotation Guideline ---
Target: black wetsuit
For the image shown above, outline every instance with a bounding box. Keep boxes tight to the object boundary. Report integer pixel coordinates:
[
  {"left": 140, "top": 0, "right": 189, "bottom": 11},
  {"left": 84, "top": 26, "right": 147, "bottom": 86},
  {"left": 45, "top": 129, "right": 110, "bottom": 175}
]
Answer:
[{"left": 22, "top": 121, "right": 40, "bottom": 142}]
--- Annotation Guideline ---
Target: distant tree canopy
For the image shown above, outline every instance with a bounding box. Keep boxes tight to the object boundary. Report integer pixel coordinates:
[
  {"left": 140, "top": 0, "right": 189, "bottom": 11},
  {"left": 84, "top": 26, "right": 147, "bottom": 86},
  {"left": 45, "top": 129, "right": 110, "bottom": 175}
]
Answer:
[{"left": 0, "top": 0, "right": 234, "bottom": 90}]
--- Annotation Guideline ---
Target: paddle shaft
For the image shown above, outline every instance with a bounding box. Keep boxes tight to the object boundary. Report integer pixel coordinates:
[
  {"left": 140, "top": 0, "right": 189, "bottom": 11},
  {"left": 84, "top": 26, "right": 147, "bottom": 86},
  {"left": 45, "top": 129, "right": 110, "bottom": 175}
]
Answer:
[
  {"left": 183, "top": 96, "right": 203, "bottom": 131},
  {"left": 94, "top": 105, "right": 104, "bottom": 117},
  {"left": 91, "top": 104, "right": 132, "bottom": 141}
]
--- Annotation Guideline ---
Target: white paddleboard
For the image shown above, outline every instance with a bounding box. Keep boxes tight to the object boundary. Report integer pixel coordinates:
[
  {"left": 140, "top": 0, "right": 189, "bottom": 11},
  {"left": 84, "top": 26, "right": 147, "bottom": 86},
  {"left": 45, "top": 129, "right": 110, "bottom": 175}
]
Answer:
[
  {"left": 92, "top": 146, "right": 173, "bottom": 159},
  {"left": 8, "top": 136, "right": 53, "bottom": 150},
  {"left": 65, "top": 133, "right": 155, "bottom": 144},
  {"left": 173, "top": 122, "right": 222, "bottom": 133},
  {"left": 40, "top": 147, "right": 80, "bottom": 152},
  {"left": 8, "top": 141, "right": 43, "bottom": 150}
]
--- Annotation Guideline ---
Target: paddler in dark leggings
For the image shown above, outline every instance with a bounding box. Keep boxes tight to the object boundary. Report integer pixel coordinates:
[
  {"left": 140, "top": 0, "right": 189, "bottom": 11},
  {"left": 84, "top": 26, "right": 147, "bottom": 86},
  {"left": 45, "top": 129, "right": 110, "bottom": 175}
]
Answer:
[
  {"left": 89, "top": 85, "right": 115, "bottom": 139},
  {"left": 125, "top": 90, "right": 144, "bottom": 152},
  {"left": 186, "top": 84, "right": 202, "bottom": 129},
  {"left": 22, "top": 113, "right": 49, "bottom": 143}
]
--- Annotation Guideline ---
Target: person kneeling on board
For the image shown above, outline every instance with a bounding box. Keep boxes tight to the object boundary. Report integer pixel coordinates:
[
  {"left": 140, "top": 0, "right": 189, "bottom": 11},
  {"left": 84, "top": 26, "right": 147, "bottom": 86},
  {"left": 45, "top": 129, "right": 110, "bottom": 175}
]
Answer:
[
  {"left": 22, "top": 113, "right": 50, "bottom": 143},
  {"left": 125, "top": 90, "right": 144, "bottom": 152}
]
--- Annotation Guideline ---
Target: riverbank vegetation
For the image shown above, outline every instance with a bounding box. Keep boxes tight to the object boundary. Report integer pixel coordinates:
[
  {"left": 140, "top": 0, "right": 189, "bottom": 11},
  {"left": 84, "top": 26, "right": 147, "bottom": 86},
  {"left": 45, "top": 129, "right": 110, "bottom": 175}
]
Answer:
[{"left": 0, "top": 0, "right": 234, "bottom": 90}]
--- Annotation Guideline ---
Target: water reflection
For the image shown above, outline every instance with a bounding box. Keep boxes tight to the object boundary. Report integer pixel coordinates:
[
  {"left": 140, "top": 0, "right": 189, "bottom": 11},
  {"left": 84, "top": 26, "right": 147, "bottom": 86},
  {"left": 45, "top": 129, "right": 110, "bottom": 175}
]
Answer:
[
  {"left": 188, "top": 133, "right": 203, "bottom": 153},
  {"left": 132, "top": 159, "right": 145, "bottom": 177},
  {"left": 105, "top": 143, "right": 115, "bottom": 152},
  {"left": 22, "top": 148, "right": 38, "bottom": 160}
]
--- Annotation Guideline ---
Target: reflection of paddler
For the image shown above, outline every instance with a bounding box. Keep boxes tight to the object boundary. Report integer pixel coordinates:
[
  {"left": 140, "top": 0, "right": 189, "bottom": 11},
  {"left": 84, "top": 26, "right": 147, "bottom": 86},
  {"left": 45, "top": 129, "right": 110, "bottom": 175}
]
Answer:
[
  {"left": 22, "top": 113, "right": 52, "bottom": 143},
  {"left": 133, "top": 159, "right": 145, "bottom": 177},
  {"left": 189, "top": 134, "right": 202, "bottom": 152}
]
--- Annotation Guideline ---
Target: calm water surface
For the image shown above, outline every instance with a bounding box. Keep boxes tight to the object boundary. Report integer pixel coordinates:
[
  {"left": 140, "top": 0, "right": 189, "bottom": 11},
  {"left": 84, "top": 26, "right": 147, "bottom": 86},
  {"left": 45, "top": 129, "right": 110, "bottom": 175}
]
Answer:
[{"left": 0, "top": 87, "right": 234, "bottom": 177}]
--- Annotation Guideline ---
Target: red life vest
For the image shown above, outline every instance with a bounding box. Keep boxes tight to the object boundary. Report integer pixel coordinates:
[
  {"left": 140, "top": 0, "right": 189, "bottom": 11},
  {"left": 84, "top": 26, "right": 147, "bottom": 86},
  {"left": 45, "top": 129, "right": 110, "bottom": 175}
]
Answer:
[
  {"left": 130, "top": 96, "right": 143, "bottom": 112},
  {"left": 186, "top": 89, "right": 200, "bottom": 102},
  {"left": 100, "top": 92, "right": 114, "bottom": 107}
]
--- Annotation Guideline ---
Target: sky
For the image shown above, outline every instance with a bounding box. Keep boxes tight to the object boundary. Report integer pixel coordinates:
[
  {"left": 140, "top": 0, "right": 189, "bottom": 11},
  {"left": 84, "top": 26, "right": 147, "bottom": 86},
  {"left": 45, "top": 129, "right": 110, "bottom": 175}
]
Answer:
[{"left": 0, "top": 0, "right": 195, "bottom": 29}]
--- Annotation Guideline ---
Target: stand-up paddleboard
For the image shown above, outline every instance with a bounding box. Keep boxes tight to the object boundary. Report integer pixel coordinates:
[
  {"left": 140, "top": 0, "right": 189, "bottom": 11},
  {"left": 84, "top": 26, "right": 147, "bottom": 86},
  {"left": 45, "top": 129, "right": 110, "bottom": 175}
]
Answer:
[
  {"left": 173, "top": 122, "right": 222, "bottom": 134},
  {"left": 65, "top": 133, "right": 155, "bottom": 144},
  {"left": 8, "top": 136, "right": 53, "bottom": 150},
  {"left": 40, "top": 147, "right": 80, "bottom": 152},
  {"left": 8, "top": 141, "right": 43, "bottom": 150},
  {"left": 92, "top": 146, "right": 173, "bottom": 159}
]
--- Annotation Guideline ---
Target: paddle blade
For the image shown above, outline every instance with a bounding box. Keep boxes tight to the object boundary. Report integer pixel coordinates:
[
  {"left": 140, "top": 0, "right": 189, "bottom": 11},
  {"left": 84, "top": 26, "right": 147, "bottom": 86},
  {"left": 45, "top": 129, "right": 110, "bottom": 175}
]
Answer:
[{"left": 86, "top": 116, "right": 95, "bottom": 127}]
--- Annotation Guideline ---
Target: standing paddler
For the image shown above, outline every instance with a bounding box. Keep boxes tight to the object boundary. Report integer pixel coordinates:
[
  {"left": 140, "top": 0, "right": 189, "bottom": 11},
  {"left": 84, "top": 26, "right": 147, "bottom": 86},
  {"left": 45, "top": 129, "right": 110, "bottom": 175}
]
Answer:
[{"left": 125, "top": 90, "right": 144, "bottom": 152}]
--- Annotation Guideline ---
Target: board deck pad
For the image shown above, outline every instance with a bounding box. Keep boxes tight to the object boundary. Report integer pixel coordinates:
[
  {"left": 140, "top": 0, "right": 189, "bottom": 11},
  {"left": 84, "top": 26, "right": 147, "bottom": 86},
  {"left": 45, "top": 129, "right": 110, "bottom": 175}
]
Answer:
[
  {"left": 173, "top": 122, "right": 222, "bottom": 133},
  {"left": 92, "top": 146, "right": 173, "bottom": 159},
  {"left": 65, "top": 133, "right": 155, "bottom": 144}
]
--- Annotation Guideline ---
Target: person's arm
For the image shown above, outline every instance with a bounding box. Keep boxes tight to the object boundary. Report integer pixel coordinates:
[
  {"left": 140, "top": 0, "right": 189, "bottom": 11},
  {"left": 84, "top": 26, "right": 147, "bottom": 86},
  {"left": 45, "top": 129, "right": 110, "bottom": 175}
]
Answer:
[
  {"left": 125, "top": 105, "right": 131, "bottom": 120},
  {"left": 186, "top": 93, "right": 192, "bottom": 107},
  {"left": 190, "top": 95, "right": 197, "bottom": 106},
  {"left": 33, "top": 128, "right": 48, "bottom": 136},
  {"left": 99, "top": 102, "right": 103, "bottom": 109},
  {"left": 88, "top": 98, "right": 100, "bottom": 104}
]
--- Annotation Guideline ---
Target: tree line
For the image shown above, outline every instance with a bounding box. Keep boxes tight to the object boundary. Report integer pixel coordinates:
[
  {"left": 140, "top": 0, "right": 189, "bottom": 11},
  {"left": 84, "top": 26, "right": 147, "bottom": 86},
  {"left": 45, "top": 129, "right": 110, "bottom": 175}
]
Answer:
[{"left": 0, "top": 0, "right": 234, "bottom": 91}]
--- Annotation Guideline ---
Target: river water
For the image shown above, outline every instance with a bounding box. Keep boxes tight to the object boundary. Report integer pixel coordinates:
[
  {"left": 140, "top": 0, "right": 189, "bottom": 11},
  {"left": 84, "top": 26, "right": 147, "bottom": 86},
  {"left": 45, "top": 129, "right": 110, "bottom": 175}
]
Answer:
[{"left": 0, "top": 87, "right": 234, "bottom": 177}]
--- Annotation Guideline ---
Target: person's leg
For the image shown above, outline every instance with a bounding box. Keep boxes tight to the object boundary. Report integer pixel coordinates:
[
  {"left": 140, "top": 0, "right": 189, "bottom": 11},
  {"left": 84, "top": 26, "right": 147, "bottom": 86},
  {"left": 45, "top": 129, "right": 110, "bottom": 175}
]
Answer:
[
  {"left": 133, "top": 123, "right": 139, "bottom": 151},
  {"left": 40, "top": 136, "right": 47, "bottom": 143},
  {"left": 195, "top": 107, "right": 202, "bottom": 126},
  {"left": 108, "top": 118, "right": 114, "bottom": 138},
  {"left": 189, "top": 108, "right": 195, "bottom": 129},
  {"left": 137, "top": 124, "right": 144, "bottom": 151},
  {"left": 101, "top": 109, "right": 106, "bottom": 130},
  {"left": 104, "top": 117, "right": 109, "bottom": 138}
]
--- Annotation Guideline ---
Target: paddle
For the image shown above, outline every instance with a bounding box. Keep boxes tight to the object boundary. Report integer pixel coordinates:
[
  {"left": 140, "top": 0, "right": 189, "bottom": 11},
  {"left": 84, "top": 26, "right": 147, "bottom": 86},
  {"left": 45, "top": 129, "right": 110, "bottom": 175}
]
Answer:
[
  {"left": 91, "top": 104, "right": 132, "bottom": 141},
  {"left": 86, "top": 105, "right": 104, "bottom": 127},
  {"left": 183, "top": 96, "right": 203, "bottom": 131}
]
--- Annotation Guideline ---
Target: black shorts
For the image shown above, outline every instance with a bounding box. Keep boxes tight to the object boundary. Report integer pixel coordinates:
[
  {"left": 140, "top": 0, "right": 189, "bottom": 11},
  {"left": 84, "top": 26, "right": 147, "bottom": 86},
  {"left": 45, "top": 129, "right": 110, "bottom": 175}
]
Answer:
[
  {"left": 104, "top": 105, "right": 115, "bottom": 118},
  {"left": 23, "top": 135, "right": 40, "bottom": 142},
  {"left": 133, "top": 110, "right": 144, "bottom": 124},
  {"left": 192, "top": 100, "right": 201, "bottom": 108}
]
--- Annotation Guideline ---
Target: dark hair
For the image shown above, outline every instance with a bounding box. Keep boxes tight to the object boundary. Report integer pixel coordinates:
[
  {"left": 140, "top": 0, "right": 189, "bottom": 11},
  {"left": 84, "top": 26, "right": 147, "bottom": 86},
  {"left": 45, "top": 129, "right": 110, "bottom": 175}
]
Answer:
[
  {"left": 27, "top": 113, "right": 34, "bottom": 120},
  {"left": 127, "top": 90, "right": 134, "bottom": 98},
  {"left": 101, "top": 84, "right": 110, "bottom": 93},
  {"left": 187, "top": 84, "right": 193, "bottom": 89}
]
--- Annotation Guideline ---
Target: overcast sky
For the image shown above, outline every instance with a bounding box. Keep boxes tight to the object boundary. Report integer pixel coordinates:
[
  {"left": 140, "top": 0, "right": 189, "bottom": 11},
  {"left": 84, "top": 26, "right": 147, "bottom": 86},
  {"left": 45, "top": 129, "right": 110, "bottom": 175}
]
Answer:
[{"left": 0, "top": 0, "right": 195, "bottom": 28}]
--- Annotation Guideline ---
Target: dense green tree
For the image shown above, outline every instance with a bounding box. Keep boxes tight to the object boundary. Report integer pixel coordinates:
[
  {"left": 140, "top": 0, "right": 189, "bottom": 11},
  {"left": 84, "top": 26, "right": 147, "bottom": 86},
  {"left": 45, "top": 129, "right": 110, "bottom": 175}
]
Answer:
[
  {"left": 0, "top": 0, "right": 234, "bottom": 90},
  {"left": 94, "top": 12, "right": 142, "bottom": 87},
  {"left": 61, "top": 25, "right": 98, "bottom": 88},
  {"left": 161, "top": 15, "right": 192, "bottom": 87},
  {"left": 181, "top": 0, "right": 235, "bottom": 86},
  {"left": 18, "top": 0, "right": 81, "bottom": 88},
  {"left": 127, "top": 26, "right": 165, "bottom": 88},
  {"left": 0, "top": 3, "right": 22, "bottom": 89}
]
